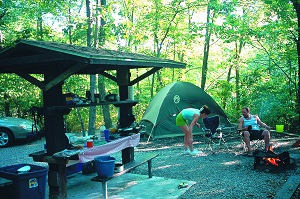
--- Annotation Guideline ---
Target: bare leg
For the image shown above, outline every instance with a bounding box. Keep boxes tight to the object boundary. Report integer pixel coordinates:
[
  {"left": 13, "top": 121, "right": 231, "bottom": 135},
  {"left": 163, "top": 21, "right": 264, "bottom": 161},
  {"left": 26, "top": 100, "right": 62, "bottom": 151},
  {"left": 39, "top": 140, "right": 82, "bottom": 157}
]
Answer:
[
  {"left": 183, "top": 135, "right": 188, "bottom": 150},
  {"left": 243, "top": 131, "right": 251, "bottom": 152},
  {"left": 180, "top": 126, "right": 195, "bottom": 151},
  {"left": 180, "top": 126, "right": 190, "bottom": 150},
  {"left": 188, "top": 134, "right": 194, "bottom": 151},
  {"left": 262, "top": 130, "right": 270, "bottom": 151}
]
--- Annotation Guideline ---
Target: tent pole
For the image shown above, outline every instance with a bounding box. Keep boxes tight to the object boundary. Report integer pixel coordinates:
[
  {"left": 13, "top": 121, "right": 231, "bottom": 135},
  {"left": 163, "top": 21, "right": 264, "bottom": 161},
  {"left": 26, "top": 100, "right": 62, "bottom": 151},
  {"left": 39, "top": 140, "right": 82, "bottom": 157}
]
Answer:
[{"left": 147, "top": 125, "right": 155, "bottom": 143}]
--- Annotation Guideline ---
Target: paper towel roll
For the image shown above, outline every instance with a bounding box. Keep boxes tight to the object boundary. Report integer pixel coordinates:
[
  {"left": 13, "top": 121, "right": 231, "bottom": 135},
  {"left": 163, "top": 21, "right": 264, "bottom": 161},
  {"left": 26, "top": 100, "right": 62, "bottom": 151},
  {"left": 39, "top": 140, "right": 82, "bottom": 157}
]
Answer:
[{"left": 128, "top": 86, "right": 134, "bottom": 100}]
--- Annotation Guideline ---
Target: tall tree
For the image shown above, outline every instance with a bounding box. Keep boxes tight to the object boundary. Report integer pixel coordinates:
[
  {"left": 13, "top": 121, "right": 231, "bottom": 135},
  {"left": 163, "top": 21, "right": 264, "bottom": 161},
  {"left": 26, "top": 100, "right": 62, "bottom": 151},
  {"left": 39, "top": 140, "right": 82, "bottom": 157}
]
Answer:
[
  {"left": 201, "top": 0, "right": 213, "bottom": 89},
  {"left": 147, "top": 0, "right": 188, "bottom": 95},
  {"left": 292, "top": 0, "right": 300, "bottom": 130},
  {"left": 98, "top": 0, "right": 113, "bottom": 129},
  {"left": 86, "top": 0, "right": 97, "bottom": 136}
]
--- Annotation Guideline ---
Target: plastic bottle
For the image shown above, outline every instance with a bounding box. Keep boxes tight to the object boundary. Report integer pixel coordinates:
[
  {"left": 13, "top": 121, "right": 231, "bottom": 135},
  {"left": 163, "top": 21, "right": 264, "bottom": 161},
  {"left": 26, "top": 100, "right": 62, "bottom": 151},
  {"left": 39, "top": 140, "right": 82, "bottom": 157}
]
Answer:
[
  {"left": 104, "top": 129, "right": 110, "bottom": 142},
  {"left": 99, "top": 126, "right": 106, "bottom": 141}
]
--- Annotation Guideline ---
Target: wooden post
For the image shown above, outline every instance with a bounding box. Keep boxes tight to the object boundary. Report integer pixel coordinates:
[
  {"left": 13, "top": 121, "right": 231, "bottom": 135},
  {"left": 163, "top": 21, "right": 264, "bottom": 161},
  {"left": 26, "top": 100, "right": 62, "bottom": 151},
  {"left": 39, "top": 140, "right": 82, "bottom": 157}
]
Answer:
[
  {"left": 43, "top": 74, "right": 69, "bottom": 199},
  {"left": 117, "top": 68, "right": 135, "bottom": 164},
  {"left": 48, "top": 164, "right": 67, "bottom": 199},
  {"left": 117, "top": 68, "right": 131, "bottom": 128}
]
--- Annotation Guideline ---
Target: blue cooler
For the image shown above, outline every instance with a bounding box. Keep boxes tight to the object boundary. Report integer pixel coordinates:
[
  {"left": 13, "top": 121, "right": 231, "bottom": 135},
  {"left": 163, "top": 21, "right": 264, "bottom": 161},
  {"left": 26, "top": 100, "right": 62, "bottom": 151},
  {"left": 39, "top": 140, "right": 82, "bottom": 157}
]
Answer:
[{"left": 0, "top": 164, "right": 48, "bottom": 199}]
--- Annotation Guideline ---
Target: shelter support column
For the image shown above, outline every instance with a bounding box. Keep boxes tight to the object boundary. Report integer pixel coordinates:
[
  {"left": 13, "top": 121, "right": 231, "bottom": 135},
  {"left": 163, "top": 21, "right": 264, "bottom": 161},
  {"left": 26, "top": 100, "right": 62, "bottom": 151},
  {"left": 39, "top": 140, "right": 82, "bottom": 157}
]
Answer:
[
  {"left": 117, "top": 68, "right": 134, "bottom": 164},
  {"left": 48, "top": 163, "right": 67, "bottom": 199},
  {"left": 43, "top": 74, "right": 69, "bottom": 199}
]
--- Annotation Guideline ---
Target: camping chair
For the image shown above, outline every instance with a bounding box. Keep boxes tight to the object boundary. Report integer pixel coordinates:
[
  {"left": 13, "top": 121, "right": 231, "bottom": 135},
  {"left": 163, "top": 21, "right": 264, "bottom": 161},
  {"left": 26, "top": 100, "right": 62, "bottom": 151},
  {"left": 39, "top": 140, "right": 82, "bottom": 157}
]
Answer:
[
  {"left": 202, "top": 115, "right": 226, "bottom": 150},
  {"left": 237, "top": 127, "right": 265, "bottom": 152}
]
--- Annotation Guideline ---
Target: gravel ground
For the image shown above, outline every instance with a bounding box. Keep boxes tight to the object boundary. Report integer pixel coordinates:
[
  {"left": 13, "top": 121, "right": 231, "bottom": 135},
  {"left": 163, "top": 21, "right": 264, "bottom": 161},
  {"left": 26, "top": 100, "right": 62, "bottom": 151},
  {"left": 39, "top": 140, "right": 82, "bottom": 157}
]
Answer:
[
  {"left": 0, "top": 139, "right": 48, "bottom": 168},
  {"left": 134, "top": 133, "right": 300, "bottom": 199},
  {"left": 1, "top": 133, "right": 300, "bottom": 199}
]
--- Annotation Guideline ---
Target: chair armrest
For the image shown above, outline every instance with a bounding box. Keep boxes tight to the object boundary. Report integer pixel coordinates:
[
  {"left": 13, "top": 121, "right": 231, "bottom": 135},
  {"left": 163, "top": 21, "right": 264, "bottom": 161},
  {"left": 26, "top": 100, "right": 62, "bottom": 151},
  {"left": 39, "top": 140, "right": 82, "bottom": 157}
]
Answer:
[{"left": 237, "top": 129, "right": 243, "bottom": 135}]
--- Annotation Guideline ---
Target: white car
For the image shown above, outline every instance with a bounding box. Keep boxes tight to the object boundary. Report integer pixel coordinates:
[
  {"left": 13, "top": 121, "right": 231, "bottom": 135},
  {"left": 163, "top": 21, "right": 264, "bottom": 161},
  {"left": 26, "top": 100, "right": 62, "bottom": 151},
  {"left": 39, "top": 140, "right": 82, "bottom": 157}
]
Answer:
[{"left": 0, "top": 117, "right": 42, "bottom": 147}]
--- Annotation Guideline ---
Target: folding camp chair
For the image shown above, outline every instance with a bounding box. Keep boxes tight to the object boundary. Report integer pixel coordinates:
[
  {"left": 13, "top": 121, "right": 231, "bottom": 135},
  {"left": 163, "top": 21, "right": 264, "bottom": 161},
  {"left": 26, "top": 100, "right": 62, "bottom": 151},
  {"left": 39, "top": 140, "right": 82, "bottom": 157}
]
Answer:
[
  {"left": 202, "top": 115, "right": 226, "bottom": 150},
  {"left": 237, "top": 127, "right": 265, "bottom": 152}
]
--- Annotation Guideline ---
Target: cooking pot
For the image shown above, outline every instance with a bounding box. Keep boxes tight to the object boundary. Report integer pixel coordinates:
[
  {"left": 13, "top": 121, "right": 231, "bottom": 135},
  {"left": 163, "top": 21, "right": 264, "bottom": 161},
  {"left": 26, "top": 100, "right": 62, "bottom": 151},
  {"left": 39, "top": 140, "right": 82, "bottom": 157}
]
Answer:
[{"left": 118, "top": 127, "right": 133, "bottom": 136}]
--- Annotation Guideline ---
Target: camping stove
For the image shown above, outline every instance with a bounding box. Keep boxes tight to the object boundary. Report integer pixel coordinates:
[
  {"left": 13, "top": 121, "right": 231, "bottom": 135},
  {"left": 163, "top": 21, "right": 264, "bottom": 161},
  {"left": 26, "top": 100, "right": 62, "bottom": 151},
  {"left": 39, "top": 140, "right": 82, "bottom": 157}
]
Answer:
[{"left": 253, "top": 149, "right": 296, "bottom": 172}]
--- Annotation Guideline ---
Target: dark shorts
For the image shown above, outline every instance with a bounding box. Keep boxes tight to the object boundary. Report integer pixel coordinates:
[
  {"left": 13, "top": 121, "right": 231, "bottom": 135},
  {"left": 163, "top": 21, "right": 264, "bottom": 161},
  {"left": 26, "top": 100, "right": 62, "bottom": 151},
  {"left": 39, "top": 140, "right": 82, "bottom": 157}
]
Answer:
[{"left": 249, "top": 130, "right": 264, "bottom": 141}]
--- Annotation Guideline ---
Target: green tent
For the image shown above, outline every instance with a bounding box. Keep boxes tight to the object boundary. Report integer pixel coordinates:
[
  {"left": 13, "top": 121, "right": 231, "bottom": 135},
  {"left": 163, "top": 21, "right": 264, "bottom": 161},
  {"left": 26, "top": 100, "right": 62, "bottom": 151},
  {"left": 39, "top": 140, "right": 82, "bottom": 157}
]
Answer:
[{"left": 140, "top": 81, "right": 232, "bottom": 139}]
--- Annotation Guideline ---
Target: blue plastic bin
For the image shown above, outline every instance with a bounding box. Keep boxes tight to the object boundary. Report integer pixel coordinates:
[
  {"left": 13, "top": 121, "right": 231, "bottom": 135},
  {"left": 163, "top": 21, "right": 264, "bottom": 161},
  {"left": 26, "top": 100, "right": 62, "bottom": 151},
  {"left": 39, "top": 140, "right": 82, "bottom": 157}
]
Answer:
[
  {"left": 0, "top": 164, "right": 48, "bottom": 199},
  {"left": 94, "top": 156, "right": 116, "bottom": 177}
]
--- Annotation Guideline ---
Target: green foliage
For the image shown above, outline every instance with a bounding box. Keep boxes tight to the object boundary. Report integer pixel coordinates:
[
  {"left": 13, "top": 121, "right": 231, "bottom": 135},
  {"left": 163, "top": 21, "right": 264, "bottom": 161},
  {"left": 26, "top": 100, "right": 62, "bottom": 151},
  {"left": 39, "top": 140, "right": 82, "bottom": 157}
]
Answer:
[
  {"left": 236, "top": 51, "right": 299, "bottom": 131},
  {"left": 0, "top": 74, "right": 42, "bottom": 118}
]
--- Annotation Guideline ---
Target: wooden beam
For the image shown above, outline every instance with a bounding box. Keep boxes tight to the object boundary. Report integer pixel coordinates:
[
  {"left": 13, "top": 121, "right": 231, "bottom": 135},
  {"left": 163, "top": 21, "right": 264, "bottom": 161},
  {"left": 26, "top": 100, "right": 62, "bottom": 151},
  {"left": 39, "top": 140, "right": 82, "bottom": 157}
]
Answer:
[
  {"left": 97, "top": 67, "right": 161, "bottom": 86},
  {"left": 129, "top": 67, "right": 161, "bottom": 85},
  {"left": 45, "top": 62, "right": 87, "bottom": 91},
  {"left": 15, "top": 72, "right": 45, "bottom": 90},
  {"left": 98, "top": 71, "right": 117, "bottom": 82},
  {"left": 0, "top": 53, "right": 69, "bottom": 66}
]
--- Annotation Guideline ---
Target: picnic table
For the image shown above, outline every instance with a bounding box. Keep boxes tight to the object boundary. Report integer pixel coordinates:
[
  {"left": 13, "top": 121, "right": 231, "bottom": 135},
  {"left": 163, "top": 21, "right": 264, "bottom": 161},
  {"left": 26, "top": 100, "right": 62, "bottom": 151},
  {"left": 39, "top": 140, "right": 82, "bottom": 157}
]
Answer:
[
  {"left": 29, "top": 133, "right": 141, "bottom": 165},
  {"left": 29, "top": 133, "right": 158, "bottom": 198}
]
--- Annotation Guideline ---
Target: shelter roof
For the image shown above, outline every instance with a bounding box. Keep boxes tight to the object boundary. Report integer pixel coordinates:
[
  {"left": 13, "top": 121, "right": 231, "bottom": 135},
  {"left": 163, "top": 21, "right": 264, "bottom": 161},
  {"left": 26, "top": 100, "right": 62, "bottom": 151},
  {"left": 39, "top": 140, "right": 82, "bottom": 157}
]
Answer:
[
  {"left": 0, "top": 39, "right": 185, "bottom": 90},
  {"left": 0, "top": 39, "right": 185, "bottom": 75}
]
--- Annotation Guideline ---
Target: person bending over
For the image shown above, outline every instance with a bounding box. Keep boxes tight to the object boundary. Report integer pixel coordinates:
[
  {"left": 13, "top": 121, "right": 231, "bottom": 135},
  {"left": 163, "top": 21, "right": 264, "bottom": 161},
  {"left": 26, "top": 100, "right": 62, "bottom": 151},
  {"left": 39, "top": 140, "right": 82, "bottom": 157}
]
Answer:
[
  {"left": 238, "top": 107, "right": 271, "bottom": 154},
  {"left": 176, "top": 105, "right": 211, "bottom": 155}
]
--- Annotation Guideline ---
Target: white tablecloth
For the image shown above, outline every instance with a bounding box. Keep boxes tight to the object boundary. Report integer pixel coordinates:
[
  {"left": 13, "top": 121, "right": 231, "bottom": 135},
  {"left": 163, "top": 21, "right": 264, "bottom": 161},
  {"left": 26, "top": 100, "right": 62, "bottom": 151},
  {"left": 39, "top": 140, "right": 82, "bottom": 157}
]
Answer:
[{"left": 78, "top": 133, "right": 140, "bottom": 163}]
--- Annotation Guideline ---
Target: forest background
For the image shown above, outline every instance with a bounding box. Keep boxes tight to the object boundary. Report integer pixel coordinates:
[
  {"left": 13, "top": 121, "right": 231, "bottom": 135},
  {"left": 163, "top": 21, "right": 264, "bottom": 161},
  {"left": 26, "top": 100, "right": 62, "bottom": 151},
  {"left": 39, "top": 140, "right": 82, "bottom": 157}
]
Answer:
[{"left": 0, "top": 0, "right": 299, "bottom": 135}]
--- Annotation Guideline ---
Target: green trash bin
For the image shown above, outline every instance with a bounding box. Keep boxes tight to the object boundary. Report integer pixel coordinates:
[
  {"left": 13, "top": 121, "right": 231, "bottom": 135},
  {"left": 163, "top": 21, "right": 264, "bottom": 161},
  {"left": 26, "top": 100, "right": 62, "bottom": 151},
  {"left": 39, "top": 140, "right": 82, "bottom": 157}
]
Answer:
[{"left": 0, "top": 164, "right": 48, "bottom": 199}]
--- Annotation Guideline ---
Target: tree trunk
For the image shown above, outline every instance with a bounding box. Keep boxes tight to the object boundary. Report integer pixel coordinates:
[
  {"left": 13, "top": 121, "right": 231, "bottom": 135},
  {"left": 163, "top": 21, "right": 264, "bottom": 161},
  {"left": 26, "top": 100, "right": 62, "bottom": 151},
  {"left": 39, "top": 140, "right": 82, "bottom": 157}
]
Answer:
[
  {"left": 86, "top": 0, "right": 96, "bottom": 136},
  {"left": 98, "top": 0, "right": 113, "bottom": 129},
  {"left": 36, "top": 15, "right": 43, "bottom": 40},
  {"left": 99, "top": 75, "right": 112, "bottom": 128},
  {"left": 94, "top": 0, "right": 100, "bottom": 48},
  {"left": 88, "top": 75, "right": 97, "bottom": 135},
  {"left": 151, "top": 0, "right": 181, "bottom": 93},
  {"left": 65, "top": 83, "right": 85, "bottom": 134},
  {"left": 292, "top": 1, "right": 300, "bottom": 131},
  {"left": 235, "top": 64, "right": 240, "bottom": 111},
  {"left": 68, "top": 3, "right": 73, "bottom": 45},
  {"left": 99, "top": 0, "right": 106, "bottom": 46},
  {"left": 201, "top": 1, "right": 212, "bottom": 90},
  {"left": 223, "top": 65, "right": 232, "bottom": 109},
  {"left": 151, "top": 73, "right": 155, "bottom": 98},
  {"left": 86, "top": 0, "right": 92, "bottom": 47},
  {"left": 235, "top": 39, "right": 244, "bottom": 112}
]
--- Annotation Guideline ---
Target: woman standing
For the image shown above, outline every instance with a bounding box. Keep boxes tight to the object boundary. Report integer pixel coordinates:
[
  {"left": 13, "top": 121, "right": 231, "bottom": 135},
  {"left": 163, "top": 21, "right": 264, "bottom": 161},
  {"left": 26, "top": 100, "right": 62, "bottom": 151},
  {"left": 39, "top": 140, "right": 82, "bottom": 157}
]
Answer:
[{"left": 176, "top": 105, "right": 211, "bottom": 155}]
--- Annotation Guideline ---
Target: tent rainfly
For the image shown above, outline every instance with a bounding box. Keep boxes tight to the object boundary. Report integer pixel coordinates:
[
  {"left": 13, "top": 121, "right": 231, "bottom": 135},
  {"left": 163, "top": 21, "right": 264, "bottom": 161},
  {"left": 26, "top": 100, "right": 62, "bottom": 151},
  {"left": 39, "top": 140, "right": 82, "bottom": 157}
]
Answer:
[{"left": 140, "top": 81, "right": 232, "bottom": 139}]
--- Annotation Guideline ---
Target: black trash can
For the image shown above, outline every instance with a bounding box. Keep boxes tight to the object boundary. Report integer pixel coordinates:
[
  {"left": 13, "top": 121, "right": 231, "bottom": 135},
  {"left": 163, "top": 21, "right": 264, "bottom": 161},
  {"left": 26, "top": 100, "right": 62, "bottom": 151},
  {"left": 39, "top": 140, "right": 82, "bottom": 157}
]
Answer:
[{"left": 0, "top": 164, "right": 48, "bottom": 199}]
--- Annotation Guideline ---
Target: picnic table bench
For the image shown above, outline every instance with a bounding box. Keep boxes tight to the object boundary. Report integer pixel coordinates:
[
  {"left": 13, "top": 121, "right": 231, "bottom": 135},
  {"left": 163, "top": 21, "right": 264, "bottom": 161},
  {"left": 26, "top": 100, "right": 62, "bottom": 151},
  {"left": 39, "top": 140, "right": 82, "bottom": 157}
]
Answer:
[{"left": 91, "top": 152, "right": 159, "bottom": 199}]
